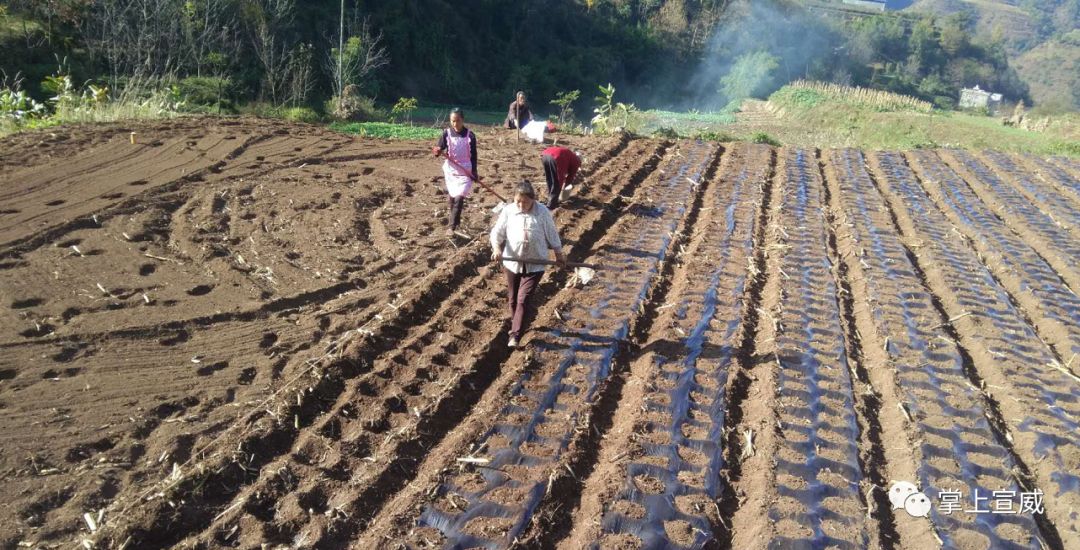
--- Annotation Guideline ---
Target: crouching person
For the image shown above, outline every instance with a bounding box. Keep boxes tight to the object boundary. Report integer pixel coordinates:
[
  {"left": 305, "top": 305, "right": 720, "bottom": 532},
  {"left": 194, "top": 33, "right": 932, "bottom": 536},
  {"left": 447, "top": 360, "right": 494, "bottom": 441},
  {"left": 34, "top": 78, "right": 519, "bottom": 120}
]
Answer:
[{"left": 490, "top": 181, "right": 566, "bottom": 348}]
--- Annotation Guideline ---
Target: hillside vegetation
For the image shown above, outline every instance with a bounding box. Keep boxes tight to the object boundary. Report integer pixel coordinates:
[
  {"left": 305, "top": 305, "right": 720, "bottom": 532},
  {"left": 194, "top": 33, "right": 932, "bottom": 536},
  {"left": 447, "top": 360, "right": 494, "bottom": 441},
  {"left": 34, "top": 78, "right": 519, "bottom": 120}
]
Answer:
[
  {"left": 907, "top": 0, "right": 1079, "bottom": 108},
  {"left": 1, "top": 0, "right": 1074, "bottom": 157}
]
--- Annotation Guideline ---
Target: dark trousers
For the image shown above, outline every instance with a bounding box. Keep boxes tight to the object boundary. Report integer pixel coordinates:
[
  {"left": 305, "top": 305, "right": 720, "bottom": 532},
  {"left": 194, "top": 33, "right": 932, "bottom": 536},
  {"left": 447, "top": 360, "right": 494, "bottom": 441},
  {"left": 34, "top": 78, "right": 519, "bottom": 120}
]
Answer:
[
  {"left": 447, "top": 196, "right": 465, "bottom": 229},
  {"left": 541, "top": 154, "right": 562, "bottom": 209},
  {"left": 504, "top": 268, "right": 544, "bottom": 339}
]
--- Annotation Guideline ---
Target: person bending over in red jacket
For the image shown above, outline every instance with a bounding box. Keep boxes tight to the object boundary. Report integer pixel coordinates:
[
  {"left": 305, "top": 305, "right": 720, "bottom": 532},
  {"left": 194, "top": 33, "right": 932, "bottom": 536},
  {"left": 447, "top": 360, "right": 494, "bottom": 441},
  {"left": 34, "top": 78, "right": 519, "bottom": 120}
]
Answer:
[{"left": 539, "top": 146, "right": 580, "bottom": 210}]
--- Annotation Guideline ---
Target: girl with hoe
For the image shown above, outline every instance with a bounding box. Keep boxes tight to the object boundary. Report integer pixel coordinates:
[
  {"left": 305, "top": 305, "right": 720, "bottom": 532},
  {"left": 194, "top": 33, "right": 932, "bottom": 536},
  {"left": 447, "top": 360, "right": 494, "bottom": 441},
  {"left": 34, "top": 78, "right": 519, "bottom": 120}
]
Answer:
[{"left": 433, "top": 108, "right": 479, "bottom": 236}]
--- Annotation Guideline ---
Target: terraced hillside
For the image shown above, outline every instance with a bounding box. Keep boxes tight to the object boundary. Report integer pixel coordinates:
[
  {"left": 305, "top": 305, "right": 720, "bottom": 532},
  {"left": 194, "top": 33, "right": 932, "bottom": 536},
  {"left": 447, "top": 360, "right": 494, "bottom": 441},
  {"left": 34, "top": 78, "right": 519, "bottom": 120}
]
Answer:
[{"left": 0, "top": 119, "right": 1077, "bottom": 550}]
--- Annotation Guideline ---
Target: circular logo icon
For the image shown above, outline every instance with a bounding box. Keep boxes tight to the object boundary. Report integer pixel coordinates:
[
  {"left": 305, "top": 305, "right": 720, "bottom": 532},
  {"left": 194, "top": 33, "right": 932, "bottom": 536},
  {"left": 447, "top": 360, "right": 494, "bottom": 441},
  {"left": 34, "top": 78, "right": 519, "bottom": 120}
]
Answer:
[
  {"left": 904, "top": 492, "right": 932, "bottom": 518},
  {"left": 889, "top": 481, "right": 918, "bottom": 510}
]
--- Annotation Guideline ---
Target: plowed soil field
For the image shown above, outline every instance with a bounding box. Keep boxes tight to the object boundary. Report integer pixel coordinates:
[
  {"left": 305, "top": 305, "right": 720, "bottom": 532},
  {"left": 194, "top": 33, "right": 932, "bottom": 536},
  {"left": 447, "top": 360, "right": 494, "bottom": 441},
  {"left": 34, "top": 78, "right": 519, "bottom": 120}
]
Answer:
[{"left": 1, "top": 118, "right": 1078, "bottom": 550}]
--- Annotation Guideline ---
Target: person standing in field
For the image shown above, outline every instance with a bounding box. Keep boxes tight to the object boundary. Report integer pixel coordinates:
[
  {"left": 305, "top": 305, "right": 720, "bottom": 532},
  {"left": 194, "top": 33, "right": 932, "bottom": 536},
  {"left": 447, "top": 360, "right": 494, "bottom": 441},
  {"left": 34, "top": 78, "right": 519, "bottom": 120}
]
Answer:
[
  {"left": 490, "top": 181, "right": 566, "bottom": 348},
  {"left": 433, "top": 108, "right": 479, "bottom": 236},
  {"left": 539, "top": 146, "right": 581, "bottom": 210},
  {"left": 505, "top": 91, "right": 532, "bottom": 130}
]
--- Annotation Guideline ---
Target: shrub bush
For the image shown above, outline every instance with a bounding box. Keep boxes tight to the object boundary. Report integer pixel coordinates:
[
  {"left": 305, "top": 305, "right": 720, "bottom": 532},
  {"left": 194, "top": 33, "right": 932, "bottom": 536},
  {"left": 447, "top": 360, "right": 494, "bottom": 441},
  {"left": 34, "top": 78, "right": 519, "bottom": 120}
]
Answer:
[
  {"left": 177, "top": 76, "right": 235, "bottom": 110},
  {"left": 750, "top": 132, "right": 781, "bottom": 146}
]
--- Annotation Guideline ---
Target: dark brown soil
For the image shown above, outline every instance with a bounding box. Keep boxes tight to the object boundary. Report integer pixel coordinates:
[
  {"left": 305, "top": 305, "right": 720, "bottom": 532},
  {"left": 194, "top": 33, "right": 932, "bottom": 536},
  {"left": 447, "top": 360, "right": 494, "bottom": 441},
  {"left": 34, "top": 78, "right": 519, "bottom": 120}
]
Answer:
[{"left": 1, "top": 117, "right": 1076, "bottom": 550}]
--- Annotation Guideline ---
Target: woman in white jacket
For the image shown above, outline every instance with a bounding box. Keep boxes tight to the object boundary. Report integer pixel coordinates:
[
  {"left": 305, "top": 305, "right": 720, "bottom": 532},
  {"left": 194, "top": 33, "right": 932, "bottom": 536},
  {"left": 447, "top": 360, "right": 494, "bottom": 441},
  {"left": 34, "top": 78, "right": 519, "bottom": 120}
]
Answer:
[{"left": 490, "top": 181, "right": 566, "bottom": 347}]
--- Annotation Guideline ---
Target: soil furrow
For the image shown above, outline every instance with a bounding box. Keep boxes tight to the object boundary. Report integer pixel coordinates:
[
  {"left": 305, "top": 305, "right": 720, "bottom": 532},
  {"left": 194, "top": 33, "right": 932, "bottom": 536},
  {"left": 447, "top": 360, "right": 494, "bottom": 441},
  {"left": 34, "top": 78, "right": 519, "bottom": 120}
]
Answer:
[
  {"left": 732, "top": 148, "right": 869, "bottom": 549},
  {"left": 818, "top": 149, "right": 900, "bottom": 550},
  {"left": 1014, "top": 153, "right": 1080, "bottom": 210},
  {"left": 355, "top": 141, "right": 716, "bottom": 549},
  {"left": 713, "top": 145, "right": 777, "bottom": 550},
  {"left": 86, "top": 134, "right": 640, "bottom": 549},
  {"left": 974, "top": 150, "right": 1080, "bottom": 235},
  {"left": 826, "top": 148, "right": 1046, "bottom": 549},
  {"left": 1048, "top": 156, "right": 1080, "bottom": 180},
  {"left": 903, "top": 150, "right": 1080, "bottom": 369},
  {"left": 528, "top": 143, "right": 726, "bottom": 550},
  {"left": 184, "top": 132, "right": 664, "bottom": 545},
  {"left": 90, "top": 239, "right": 492, "bottom": 549},
  {"left": 559, "top": 142, "right": 770, "bottom": 549},
  {"left": 934, "top": 150, "right": 1080, "bottom": 287},
  {"left": 868, "top": 151, "right": 1078, "bottom": 548}
]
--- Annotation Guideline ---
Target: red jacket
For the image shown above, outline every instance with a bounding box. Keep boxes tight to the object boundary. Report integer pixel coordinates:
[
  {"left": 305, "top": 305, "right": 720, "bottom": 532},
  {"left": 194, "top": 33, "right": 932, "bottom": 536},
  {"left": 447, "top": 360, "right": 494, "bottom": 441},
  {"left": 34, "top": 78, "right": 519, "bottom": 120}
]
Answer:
[{"left": 541, "top": 146, "right": 580, "bottom": 185}]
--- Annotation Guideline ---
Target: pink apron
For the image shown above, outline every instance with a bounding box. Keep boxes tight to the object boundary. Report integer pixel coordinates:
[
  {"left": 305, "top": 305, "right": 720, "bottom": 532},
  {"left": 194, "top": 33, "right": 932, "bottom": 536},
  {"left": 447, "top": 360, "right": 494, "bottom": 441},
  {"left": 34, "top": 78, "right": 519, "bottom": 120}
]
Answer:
[{"left": 442, "top": 129, "right": 474, "bottom": 199}]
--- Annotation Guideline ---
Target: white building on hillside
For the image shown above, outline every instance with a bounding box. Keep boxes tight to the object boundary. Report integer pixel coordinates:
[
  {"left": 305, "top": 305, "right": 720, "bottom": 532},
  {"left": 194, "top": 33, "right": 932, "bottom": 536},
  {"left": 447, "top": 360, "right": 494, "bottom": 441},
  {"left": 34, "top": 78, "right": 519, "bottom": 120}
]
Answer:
[{"left": 959, "top": 85, "right": 1003, "bottom": 113}]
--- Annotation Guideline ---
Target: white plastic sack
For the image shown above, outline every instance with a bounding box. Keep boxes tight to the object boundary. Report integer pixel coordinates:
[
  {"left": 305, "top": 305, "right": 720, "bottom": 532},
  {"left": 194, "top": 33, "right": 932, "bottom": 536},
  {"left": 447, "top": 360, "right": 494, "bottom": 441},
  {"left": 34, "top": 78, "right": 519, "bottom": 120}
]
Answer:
[{"left": 521, "top": 120, "right": 547, "bottom": 143}]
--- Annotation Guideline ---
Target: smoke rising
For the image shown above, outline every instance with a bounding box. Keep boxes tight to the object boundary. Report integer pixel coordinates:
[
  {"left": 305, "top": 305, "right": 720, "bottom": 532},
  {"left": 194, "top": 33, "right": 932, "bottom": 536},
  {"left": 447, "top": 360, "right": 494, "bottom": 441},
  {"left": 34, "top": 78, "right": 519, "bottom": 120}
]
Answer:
[{"left": 681, "top": 0, "right": 847, "bottom": 110}]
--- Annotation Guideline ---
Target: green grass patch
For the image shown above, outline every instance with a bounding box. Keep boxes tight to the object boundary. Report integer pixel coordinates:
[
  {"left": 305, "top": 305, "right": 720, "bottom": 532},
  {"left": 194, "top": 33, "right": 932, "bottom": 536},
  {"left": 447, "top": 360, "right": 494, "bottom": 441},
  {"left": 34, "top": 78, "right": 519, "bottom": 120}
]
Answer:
[
  {"left": 237, "top": 103, "right": 324, "bottom": 123},
  {"left": 329, "top": 121, "right": 441, "bottom": 140},
  {"left": 639, "top": 109, "right": 736, "bottom": 135},
  {"left": 769, "top": 87, "right": 826, "bottom": 110},
  {"left": 767, "top": 105, "right": 1078, "bottom": 155},
  {"left": 402, "top": 104, "right": 506, "bottom": 126}
]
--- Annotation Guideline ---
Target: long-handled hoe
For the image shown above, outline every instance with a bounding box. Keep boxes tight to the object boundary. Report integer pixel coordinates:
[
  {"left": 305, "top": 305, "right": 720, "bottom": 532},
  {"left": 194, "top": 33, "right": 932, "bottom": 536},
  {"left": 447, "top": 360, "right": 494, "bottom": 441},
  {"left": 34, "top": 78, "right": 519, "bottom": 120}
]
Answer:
[
  {"left": 435, "top": 151, "right": 508, "bottom": 214},
  {"left": 499, "top": 257, "right": 600, "bottom": 285}
]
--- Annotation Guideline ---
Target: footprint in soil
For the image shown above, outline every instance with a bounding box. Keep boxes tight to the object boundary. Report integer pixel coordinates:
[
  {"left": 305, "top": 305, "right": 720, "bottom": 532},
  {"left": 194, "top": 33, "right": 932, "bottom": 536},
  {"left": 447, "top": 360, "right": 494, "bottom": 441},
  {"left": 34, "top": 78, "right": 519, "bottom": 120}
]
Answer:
[
  {"left": 64, "top": 437, "right": 116, "bottom": 463},
  {"left": 187, "top": 284, "right": 213, "bottom": 296},
  {"left": 159, "top": 329, "right": 190, "bottom": 346},
  {"left": 259, "top": 332, "right": 278, "bottom": 349},
  {"left": 20, "top": 323, "right": 55, "bottom": 338},
  {"left": 11, "top": 297, "right": 44, "bottom": 309},
  {"left": 0, "top": 368, "right": 15, "bottom": 380},
  {"left": 21, "top": 487, "right": 75, "bottom": 526},
  {"left": 128, "top": 179, "right": 149, "bottom": 187},
  {"left": 0, "top": 209, "right": 20, "bottom": 215},
  {"left": 361, "top": 167, "right": 375, "bottom": 175},
  {"left": 138, "top": 263, "right": 157, "bottom": 276},
  {"left": 41, "top": 368, "right": 80, "bottom": 378},
  {"left": 45, "top": 199, "right": 66, "bottom": 206},
  {"left": 238, "top": 367, "right": 257, "bottom": 385},
  {"left": 101, "top": 192, "right": 125, "bottom": 199},
  {"left": 52, "top": 345, "right": 82, "bottom": 362},
  {"left": 196, "top": 361, "right": 229, "bottom": 376}
]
